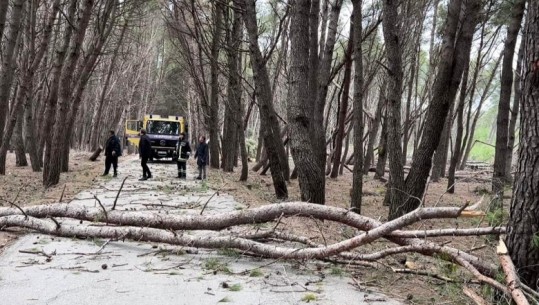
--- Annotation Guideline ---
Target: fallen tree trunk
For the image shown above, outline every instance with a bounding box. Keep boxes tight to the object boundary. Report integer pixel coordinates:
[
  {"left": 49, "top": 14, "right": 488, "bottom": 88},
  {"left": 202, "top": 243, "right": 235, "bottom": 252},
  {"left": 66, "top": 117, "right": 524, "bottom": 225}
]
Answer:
[
  {"left": 89, "top": 146, "right": 103, "bottom": 161},
  {"left": 497, "top": 238, "right": 530, "bottom": 305},
  {"left": 0, "top": 201, "right": 497, "bottom": 275}
]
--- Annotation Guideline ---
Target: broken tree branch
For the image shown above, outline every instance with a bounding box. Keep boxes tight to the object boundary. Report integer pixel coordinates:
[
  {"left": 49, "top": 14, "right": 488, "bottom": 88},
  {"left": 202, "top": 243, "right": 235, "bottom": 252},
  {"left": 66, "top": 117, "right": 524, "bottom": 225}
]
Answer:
[{"left": 497, "top": 238, "right": 530, "bottom": 305}]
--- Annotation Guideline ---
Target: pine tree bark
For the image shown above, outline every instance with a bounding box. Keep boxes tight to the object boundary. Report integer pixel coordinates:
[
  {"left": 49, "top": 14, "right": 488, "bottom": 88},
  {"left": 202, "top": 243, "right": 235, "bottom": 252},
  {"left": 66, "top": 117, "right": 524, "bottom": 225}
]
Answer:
[
  {"left": 44, "top": 0, "right": 95, "bottom": 187},
  {"left": 447, "top": 65, "right": 469, "bottom": 193},
  {"left": 382, "top": 0, "right": 405, "bottom": 219},
  {"left": 505, "top": 40, "right": 524, "bottom": 180},
  {"left": 396, "top": 0, "right": 481, "bottom": 217},
  {"left": 209, "top": 1, "right": 223, "bottom": 169},
  {"left": 0, "top": 0, "right": 25, "bottom": 151},
  {"left": 0, "top": 0, "right": 8, "bottom": 41},
  {"left": 506, "top": 2, "right": 539, "bottom": 289},
  {"left": 14, "top": 111, "right": 27, "bottom": 167},
  {"left": 350, "top": 0, "right": 363, "bottom": 213},
  {"left": 374, "top": 112, "right": 388, "bottom": 180},
  {"left": 330, "top": 21, "right": 353, "bottom": 179},
  {"left": 492, "top": 0, "right": 526, "bottom": 200},
  {"left": 363, "top": 81, "right": 385, "bottom": 174},
  {"left": 431, "top": 105, "right": 453, "bottom": 182},
  {"left": 241, "top": 0, "right": 288, "bottom": 198},
  {"left": 289, "top": 0, "right": 325, "bottom": 204}
]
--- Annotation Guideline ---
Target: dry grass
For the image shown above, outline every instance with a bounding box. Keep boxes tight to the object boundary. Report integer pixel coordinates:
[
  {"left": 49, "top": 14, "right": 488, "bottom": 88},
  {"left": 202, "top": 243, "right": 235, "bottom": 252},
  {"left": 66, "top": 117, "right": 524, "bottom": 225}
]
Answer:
[{"left": 206, "top": 163, "right": 510, "bottom": 305}]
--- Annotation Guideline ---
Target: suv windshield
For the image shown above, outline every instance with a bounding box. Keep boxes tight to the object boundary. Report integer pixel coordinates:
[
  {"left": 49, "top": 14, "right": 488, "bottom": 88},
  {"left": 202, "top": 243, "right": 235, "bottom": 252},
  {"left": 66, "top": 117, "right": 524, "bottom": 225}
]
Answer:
[{"left": 147, "top": 120, "right": 179, "bottom": 135}]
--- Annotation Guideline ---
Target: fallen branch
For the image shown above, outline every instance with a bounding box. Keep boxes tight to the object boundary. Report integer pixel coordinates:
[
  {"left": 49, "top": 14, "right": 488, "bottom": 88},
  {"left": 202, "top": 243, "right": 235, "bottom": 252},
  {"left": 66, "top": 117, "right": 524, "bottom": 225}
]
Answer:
[
  {"left": 112, "top": 176, "right": 129, "bottom": 211},
  {"left": 497, "top": 238, "right": 530, "bottom": 305},
  {"left": 463, "top": 286, "right": 490, "bottom": 305},
  {"left": 0, "top": 201, "right": 497, "bottom": 275},
  {"left": 392, "top": 268, "right": 455, "bottom": 282}
]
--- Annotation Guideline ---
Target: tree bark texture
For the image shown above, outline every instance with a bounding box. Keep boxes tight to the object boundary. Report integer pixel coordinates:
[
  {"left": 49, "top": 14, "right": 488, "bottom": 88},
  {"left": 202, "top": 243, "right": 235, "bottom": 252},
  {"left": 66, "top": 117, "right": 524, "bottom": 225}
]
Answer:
[
  {"left": 241, "top": 0, "right": 288, "bottom": 198},
  {"left": 289, "top": 0, "right": 325, "bottom": 204},
  {"left": 350, "top": 0, "right": 363, "bottom": 213},
  {"left": 364, "top": 81, "right": 385, "bottom": 174},
  {"left": 506, "top": 2, "right": 539, "bottom": 290},
  {"left": 492, "top": 0, "right": 526, "bottom": 197},
  {"left": 209, "top": 1, "right": 223, "bottom": 169},
  {"left": 397, "top": 0, "right": 481, "bottom": 217}
]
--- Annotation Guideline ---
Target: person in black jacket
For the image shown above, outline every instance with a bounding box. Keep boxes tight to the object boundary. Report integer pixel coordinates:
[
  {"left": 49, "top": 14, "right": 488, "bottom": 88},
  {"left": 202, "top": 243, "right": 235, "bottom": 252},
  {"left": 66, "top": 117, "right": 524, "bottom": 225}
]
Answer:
[
  {"left": 139, "top": 128, "right": 152, "bottom": 181},
  {"left": 194, "top": 135, "right": 208, "bottom": 180},
  {"left": 102, "top": 130, "right": 122, "bottom": 177},
  {"left": 174, "top": 132, "right": 191, "bottom": 179}
]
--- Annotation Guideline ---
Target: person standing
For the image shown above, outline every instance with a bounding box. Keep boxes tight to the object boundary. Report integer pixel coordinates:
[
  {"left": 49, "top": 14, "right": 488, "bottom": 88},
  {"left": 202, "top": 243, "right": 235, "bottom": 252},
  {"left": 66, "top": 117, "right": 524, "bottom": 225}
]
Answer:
[
  {"left": 102, "top": 130, "right": 122, "bottom": 177},
  {"left": 139, "top": 128, "right": 152, "bottom": 181},
  {"left": 194, "top": 136, "right": 208, "bottom": 180},
  {"left": 175, "top": 132, "right": 191, "bottom": 179}
]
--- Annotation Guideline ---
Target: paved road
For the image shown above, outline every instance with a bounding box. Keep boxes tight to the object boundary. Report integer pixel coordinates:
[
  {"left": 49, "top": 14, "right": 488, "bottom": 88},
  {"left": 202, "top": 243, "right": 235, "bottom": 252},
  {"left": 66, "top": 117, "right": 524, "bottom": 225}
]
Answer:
[{"left": 0, "top": 157, "right": 401, "bottom": 305}]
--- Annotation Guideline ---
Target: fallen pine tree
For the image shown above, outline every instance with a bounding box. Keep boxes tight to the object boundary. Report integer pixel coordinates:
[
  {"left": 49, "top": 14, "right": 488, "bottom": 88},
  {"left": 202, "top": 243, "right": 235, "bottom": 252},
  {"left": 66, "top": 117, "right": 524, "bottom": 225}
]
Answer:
[{"left": 0, "top": 200, "right": 534, "bottom": 304}]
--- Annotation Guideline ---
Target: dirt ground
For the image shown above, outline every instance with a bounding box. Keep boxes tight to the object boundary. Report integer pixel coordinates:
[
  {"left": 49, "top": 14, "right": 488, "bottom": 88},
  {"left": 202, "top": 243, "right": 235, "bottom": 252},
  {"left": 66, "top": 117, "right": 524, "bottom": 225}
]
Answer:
[
  {"left": 205, "top": 163, "right": 507, "bottom": 305},
  {"left": 0, "top": 151, "right": 103, "bottom": 254}
]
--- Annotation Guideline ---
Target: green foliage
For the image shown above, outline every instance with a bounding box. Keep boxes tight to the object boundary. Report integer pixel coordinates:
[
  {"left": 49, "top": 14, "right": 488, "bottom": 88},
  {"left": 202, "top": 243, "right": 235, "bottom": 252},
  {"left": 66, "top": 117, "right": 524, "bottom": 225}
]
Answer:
[
  {"left": 301, "top": 293, "right": 318, "bottom": 302},
  {"left": 249, "top": 269, "right": 264, "bottom": 277},
  {"left": 218, "top": 296, "right": 231, "bottom": 303},
  {"left": 486, "top": 208, "right": 506, "bottom": 227},
  {"left": 330, "top": 266, "right": 345, "bottom": 277},
  {"left": 218, "top": 248, "right": 240, "bottom": 258},
  {"left": 532, "top": 233, "right": 539, "bottom": 250},
  {"left": 228, "top": 284, "right": 242, "bottom": 292},
  {"left": 204, "top": 258, "right": 231, "bottom": 274}
]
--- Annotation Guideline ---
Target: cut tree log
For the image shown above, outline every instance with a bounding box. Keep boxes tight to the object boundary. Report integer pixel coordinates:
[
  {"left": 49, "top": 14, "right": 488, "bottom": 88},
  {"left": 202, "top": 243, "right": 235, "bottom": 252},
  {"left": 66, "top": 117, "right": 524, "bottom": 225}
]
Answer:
[
  {"left": 89, "top": 146, "right": 103, "bottom": 161},
  {"left": 497, "top": 238, "right": 530, "bottom": 305},
  {"left": 463, "top": 286, "right": 490, "bottom": 305}
]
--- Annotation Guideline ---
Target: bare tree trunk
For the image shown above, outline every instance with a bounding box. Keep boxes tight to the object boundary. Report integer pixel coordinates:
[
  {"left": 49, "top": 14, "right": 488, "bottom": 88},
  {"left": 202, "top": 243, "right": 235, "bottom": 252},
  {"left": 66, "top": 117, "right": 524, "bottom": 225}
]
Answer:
[
  {"left": 330, "top": 21, "right": 353, "bottom": 179},
  {"left": 431, "top": 105, "right": 453, "bottom": 182},
  {"left": 397, "top": 0, "right": 481, "bottom": 216},
  {"left": 447, "top": 65, "right": 469, "bottom": 193},
  {"left": 44, "top": 0, "right": 95, "bottom": 187},
  {"left": 14, "top": 111, "right": 27, "bottom": 167},
  {"left": 0, "top": 0, "right": 9, "bottom": 41},
  {"left": 40, "top": 0, "right": 77, "bottom": 179},
  {"left": 209, "top": 1, "right": 223, "bottom": 169},
  {"left": 492, "top": 0, "right": 526, "bottom": 202},
  {"left": 350, "top": 0, "right": 363, "bottom": 213},
  {"left": 505, "top": 39, "right": 524, "bottom": 181},
  {"left": 382, "top": 0, "right": 405, "bottom": 219},
  {"left": 289, "top": 0, "right": 325, "bottom": 204},
  {"left": 506, "top": 2, "right": 539, "bottom": 289},
  {"left": 364, "top": 81, "right": 385, "bottom": 174},
  {"left": 374, "top": 112, "right": 388, "bottom": 180},
  {"left": 241, "top": 0, "right": 288, "bottom": 198},
  {"left": 0, "top": 0, "right": 24, "bottom": 151}
]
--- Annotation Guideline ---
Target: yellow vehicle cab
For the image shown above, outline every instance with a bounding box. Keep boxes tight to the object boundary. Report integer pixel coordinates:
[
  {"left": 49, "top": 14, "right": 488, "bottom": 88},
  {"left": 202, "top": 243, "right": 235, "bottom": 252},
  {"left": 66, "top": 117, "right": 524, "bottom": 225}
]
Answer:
[{"left": 125, "top": 114, "right": 187, "bottom": 160}]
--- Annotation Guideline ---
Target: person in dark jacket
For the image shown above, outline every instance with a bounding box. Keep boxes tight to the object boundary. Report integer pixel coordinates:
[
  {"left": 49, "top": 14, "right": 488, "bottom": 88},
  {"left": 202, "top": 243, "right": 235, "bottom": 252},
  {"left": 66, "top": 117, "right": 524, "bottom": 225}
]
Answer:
[
  {"left": 139, "top": 128, "right": 152, "bottom": 181},
  {"left": 194, "top": 135, "right": 208, "bottom": 180},
  {"left": 102, "top": 130, "right": 122, "bottom": 177},
  {"left": 174, "top": 132, "right": 191, "bottom": 179}
]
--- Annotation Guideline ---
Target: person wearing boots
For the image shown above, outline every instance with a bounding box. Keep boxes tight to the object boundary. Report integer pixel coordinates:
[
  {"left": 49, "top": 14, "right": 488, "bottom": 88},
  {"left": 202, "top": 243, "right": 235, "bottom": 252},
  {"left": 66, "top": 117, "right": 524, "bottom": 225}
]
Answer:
[
  {"left": 102, "top": 130, "right": 121, "bottom": 177},
  {"left": 139, "top": 128, "right": 152, "bottom": 181},
  {"left": 175, "top": 132, "right": 191, "bottom": 179},
  {"left": 194, "top": 135, "right": 208, "bottom": 180}
]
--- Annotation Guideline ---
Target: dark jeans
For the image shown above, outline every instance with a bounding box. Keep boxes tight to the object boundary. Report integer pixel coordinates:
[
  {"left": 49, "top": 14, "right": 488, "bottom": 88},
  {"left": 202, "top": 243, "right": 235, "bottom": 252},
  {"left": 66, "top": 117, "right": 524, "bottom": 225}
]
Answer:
[
  {"left": 197, "top": 164, "right": 207, "bottom": 179},
  {"left": 141, "top": 156, "right": 151, "bottom": 177},
  {"left": 177, "top": 161, "right": 187, "bottom": 178},
  {"left": 104, "top": 155, "right": 118, "bottom": 174}
]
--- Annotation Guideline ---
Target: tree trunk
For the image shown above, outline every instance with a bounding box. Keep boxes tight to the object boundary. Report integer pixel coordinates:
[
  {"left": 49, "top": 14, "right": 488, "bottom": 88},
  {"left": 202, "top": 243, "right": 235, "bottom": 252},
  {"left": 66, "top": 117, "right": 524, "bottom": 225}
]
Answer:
[
  {"left": 350, "top": 0, "right": 363, "bottom": 213},
  {"left": 14, "top": 111, "right": 27, "bottom": 167},
  {"left": 364, "top": 81, "right": 386, "bottom": 174},
  {"left": 330, "top": 21, "right": 353, "bottom": 179},
  {"left": 0, "top": 0, "right": 9, "bottom": 41},
  {"left": 40, "top": 0, "right": 77, "bottom": 182},
  {"left": 44, "top": 0, "right": 95, "bottom": 187},
  {"left": 382, "top": 0, "right": 405, "bottom": 219},
  {"left": 506, "top": 3, "right": 539, "bottom": 289},
  {"left": 289, "top": 0, "right": 325, "bottom": 204},
  {"left": 492, "top": 0, "right": 526, "bottom": 201},
  {"left": 447, "top": 65, "right": 469, "bottom": 193},
  {"left": 505, "top": 39, "right": 524, "bottom": 181},
  {"left": 431, "top": 105, "right": 453, "bottom": 182},
  {"left": 374, "top": 112, "right": 388, "bottom": 180},
  {"left": 397, "top": 0, "right": 481, "bottom": 217},
  {"left": 241, "top": 0, "right": 288, "bottom": 198},
  {"left": 0, "top": 0, "right": 24, "bottom": 151},
  {"left": 222, "top": 3, "right": 243, "bottom": 173},
  {"left": 209, "top": 1, "right": 223, "bottom": 169}
]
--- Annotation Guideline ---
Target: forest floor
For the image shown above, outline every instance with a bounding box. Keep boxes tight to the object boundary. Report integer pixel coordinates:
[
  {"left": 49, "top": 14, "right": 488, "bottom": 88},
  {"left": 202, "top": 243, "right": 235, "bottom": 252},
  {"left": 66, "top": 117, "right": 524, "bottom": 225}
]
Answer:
[
  {"left": 0, "top": 152, "right": 506, "bottom": 304},
  {"left": 208, "top": 162, "right": 507, "bottom": 305}
]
